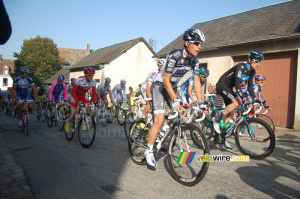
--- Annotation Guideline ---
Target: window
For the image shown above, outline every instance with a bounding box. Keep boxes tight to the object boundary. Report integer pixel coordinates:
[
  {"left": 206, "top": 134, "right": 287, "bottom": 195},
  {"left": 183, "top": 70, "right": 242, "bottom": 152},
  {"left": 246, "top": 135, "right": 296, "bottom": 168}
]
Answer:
[
  {"left": 3, "top": 78, "right": 8, "bottom": 86},
  {"left": 4, "top": 66, "right": 9, "bottom": 75}
]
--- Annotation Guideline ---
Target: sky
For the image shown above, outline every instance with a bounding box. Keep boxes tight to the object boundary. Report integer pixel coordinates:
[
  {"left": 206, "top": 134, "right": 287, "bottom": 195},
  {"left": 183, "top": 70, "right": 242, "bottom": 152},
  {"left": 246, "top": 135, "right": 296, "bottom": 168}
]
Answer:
[{"left": 0, "top": 0, "right": 288, "bottom": 59}]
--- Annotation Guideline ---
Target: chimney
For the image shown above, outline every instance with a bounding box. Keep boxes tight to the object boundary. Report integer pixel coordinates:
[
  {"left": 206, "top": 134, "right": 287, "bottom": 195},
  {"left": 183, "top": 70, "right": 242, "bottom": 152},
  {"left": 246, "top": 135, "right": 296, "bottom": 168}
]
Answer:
[{"left": 87, "top": 44, "right": 90, "bottom": 53}]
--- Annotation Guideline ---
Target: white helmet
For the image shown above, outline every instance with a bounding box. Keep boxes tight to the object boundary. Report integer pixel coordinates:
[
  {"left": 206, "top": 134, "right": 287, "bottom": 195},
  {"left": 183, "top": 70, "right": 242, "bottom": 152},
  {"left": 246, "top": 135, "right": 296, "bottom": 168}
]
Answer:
[{"left": 157, "top": 58, "right": 165, "bottom": 66}]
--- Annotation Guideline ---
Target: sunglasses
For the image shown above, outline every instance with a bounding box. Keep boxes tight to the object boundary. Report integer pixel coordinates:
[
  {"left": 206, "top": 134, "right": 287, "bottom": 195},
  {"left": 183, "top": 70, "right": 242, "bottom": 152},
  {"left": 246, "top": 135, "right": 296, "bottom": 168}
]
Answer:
[
  {"left": 201, "top": 75, "right": 208, "bottom": 78},
  {"left": 190, "top": 41, "right": 202, "bottom": 47},
  {"left": 260, "top": 81, "right": 265, "bottom": 84},
  {"left": 85, "top": 74, "right": 94, "bottom": 77},
  {"left": 253, "top": 59, "right": 261, "bottom": 64},
  {"left": 21, "top": 72, "right": 28, "bottom": 75}
]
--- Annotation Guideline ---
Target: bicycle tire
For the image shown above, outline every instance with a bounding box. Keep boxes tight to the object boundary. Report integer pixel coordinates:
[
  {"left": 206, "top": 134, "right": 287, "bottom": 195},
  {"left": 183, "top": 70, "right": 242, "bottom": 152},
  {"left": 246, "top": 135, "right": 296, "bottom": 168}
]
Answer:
[
  {"left": 41, "top": 108, "right": 46, "bottom": 122},
  {"left": 257, "top": 114, "right": 276, "bottom": 133},
  {"left": 46, "top": 107, "right": 53, "bottom": 128},
  {"left": 234, "top": 118, "right": 275, "bottom": 160},
  {"left": 167, "top": 123, "right": 210, "bottom": 186},
  {"left": 78, "top": 116, "right": 96, "bottom": 148},
  {"left": 117, "top": 109, "right": 126, "bottom": 126},
  {"left": 64, "top": 122, "right": 74, "bottom": 141},
  {"left": 101, "top": 109, "right": 108, "bottom": 126},
  {"left": 128, "top": 119, "right": 149, "bottom": 165},
  {"left": 24, "top": 114, "right": 29, "bottom": 136}
]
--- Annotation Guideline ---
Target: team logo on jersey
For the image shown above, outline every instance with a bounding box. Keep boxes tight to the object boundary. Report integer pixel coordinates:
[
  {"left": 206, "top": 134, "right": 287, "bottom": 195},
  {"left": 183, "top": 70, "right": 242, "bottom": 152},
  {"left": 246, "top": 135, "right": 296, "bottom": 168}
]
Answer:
[{"left": 173, "top": 69, "right": 188, "bottom": 77}]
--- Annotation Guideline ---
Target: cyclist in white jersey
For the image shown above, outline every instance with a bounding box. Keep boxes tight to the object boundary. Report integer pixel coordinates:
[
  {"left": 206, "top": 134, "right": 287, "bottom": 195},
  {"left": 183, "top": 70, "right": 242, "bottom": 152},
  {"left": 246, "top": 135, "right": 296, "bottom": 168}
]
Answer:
[
  {"left": 112, "top": 80, "right": 126, "bottom": 103},
  {"left": 144, "top": 29, "right": 205, "bottom": 169},
  {"left": 67, "top": 78, "right": 76, "bottom": 102},
  {"left": 97, "top": 77, "right": 113, "bottom": 105},
  {"left": 141, "top": 58, "right": 165, "bottom": 116}
]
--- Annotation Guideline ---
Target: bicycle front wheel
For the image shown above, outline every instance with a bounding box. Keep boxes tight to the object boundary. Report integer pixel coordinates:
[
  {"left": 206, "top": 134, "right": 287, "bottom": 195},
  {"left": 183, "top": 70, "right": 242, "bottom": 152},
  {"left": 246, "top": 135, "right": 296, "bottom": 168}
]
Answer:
[
  {"left": 46, "top": 108, "right": 53, "bottom": 128},
  {"left": 117, "top": 109, "right": 126, "bottom": 126},
  {"left": 78, "top": 116, "right": 96, "bottom": 148},
  {"left": 234, "top": 118, "right": 275, "bottom": 160},
  {"left": 168, "top": 124, "right": 210, "bottom": 186},
  {"left": 257, "top": 114, "right": 276, "bottom": 133},
  {"left": 128, "top": 119, "right": 149, "bottom": 165}
]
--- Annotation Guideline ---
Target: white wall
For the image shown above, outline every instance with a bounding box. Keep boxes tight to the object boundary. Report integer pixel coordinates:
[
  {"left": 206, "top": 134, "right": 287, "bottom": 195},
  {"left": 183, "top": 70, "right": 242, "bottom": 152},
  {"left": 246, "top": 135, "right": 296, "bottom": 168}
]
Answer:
[
  {"left": 0, "top": 76, "right": 13, "bottom": 91},
  {"left": 294, "top": 49, "right": 300, "bottom": 130},
  {"left": 103, "top": 41, "right": 156, "bottom": 90}
]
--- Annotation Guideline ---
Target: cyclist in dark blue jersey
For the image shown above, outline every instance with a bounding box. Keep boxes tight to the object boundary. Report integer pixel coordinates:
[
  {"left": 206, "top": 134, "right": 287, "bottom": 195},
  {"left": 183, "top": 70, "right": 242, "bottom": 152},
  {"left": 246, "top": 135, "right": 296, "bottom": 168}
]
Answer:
[
  {"left": 215, "top": 50, "right": 264, "bottom": 135},
  {"left": 144, "top": 29, "right": 206, "bottom": 169}
]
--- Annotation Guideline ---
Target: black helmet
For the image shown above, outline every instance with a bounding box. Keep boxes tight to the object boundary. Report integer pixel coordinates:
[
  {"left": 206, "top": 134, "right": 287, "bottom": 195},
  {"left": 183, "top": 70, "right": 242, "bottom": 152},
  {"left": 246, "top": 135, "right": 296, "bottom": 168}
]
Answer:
[
  {"left": 248, "top": 49, "right": 264, "bottom": 61},
  {"left": 183, "top": 29, "right": 205, "bottom": 42}
]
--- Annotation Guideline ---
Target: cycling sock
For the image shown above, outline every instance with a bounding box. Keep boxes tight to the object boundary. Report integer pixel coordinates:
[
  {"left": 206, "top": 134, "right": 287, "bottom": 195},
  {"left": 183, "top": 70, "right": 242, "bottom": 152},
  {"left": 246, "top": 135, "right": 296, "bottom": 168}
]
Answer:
[{"left": 147, "top": 144, "right": 153, "bottom": 151}]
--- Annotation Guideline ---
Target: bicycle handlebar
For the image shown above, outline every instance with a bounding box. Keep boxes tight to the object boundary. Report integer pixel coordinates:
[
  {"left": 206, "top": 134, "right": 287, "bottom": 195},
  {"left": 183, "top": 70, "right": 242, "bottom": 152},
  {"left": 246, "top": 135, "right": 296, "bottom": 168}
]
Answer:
[{"left": 243, "top": 106, "right": 252, "bottom": 115}]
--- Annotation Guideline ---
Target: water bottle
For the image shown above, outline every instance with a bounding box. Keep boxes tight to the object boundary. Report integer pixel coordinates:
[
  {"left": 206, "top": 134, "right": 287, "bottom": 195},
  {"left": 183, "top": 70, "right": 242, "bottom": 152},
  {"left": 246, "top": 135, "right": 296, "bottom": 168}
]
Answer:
[{"left": 224, "top": 119, "right": 233, "bottom": 130}]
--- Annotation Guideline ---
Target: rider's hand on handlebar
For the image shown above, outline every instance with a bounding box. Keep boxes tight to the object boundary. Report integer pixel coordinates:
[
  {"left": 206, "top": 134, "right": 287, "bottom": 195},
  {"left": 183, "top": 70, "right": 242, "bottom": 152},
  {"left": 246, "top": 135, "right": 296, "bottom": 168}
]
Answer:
[
  {"left": 243, "top": 98, "right": 251, "bottom": 106},
  {"left": 172, "top": 98, "right": 181, "bottom": 112}
]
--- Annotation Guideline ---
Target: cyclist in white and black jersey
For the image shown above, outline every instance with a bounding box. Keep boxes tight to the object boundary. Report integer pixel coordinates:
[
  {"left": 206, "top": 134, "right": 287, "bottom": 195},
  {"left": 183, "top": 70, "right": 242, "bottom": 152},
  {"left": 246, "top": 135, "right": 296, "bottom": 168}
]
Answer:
[
  {"left": 67, "top": 78, "right": 76, "bottom": 102},
  {"left": 144, "top": 29, "right": 205, "bottom": 169},
  {"left": 112, "top": 80, "right": 126, "bottom": 103},
  {"left": 140, "top": 58, "right": 165, "bottom": 116},
  {"left": 97, "top": 77, "right": 113, "bottom": 105}
]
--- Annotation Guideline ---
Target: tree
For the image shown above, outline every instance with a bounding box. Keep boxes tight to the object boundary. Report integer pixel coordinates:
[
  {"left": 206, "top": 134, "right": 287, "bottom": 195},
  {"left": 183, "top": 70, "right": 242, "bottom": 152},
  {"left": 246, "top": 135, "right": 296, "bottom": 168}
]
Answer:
[{"left": 12, "top": 35, "right": 66, "bottom": 85}]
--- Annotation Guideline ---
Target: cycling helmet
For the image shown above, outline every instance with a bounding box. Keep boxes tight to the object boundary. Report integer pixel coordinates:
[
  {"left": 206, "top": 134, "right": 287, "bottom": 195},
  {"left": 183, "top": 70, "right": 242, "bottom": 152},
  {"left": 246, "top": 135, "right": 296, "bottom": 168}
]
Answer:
[
  {"left": 199, "top": 68, "right": 210, "bottom": 76},
  {"left": 71, "top": 78, "right": 76, "bottom": 82},
  {"left": 41, "top": 81, "right": 45, "bottom": 85},
  {"left": 255, "top": 74, "right": 266, "bottom": 81},
  {"left": 248, "top": 49, "right": 264, "bottom": 61},
  {"left": 20, "top": 66, "right": 29, "bottom": 73},
  {"left": 138, "top": 83, "right": 142, "bottom": 87},
  {"left": 120, "top": 79, "right": 126, "bottom": 84},
  {"left": 57, "top": 74, "right": 66, "bottom": 82},
  {"left": 183, "top": 28, "right": 205, "bottom": 42},
  {"left": 84, "top": 67, "right": 95, "bottom": 74},
  {"left": 157, "top": 58, "right": 165, "bottom": 66},
  {"left": 105, "top": 77, "right": 111, "bottom": 82}
]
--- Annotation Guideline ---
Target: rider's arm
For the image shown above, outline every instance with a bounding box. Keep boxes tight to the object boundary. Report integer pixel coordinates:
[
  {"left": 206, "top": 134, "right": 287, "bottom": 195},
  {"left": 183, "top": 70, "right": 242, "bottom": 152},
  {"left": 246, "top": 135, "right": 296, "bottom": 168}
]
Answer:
[
  {"left": 193, "top": 75, "right": 203, "bottom": 103},
  {"left": 108, "top": 90, "right": 113, "bottom": 102},
  {"left": 63, "top": 83, "right": 68, "bottom": 101},
  {"left": 146, "top": 83, "right": 152, "bottom": 98},
  {"left": 234, "top": 65, "right": 244, "bottom": 100},
  {"left": 12, "top": 84, "right": 17, "bottom": 99},
  {"left": 187, "top": 84, "right": 195, "bottom": 102},
  {"left": 49, "top": 82, "right": 55, "bottom": 101},
  {"left": 92, "top": 86, "right": 97, "bottom": 103},
  {"left": 163, "top": 73, "right": 177, "bottom": 100},
  {"left": 248, "top": 74, "right": 257, "bottom": 100},
  {"left": 72, "top": 84, "right": 79, "bottom": 102},
  {"left": 32, "top": 84, "right": 37, "bottom": 99}
]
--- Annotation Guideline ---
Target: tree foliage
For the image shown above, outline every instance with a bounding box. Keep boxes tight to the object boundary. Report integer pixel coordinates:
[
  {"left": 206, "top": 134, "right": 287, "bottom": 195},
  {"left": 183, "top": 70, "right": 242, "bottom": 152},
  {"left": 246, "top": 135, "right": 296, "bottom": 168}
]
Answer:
[{"left": 12, "top": 35, "right": 66, "bottom": 85}]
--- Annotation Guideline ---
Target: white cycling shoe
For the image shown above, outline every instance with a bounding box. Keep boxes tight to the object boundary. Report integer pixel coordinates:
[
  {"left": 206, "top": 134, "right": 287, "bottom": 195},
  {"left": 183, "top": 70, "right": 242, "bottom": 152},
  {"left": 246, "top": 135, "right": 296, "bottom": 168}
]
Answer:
[{"left": 144, "top": 149, "right": 157, "bottom": 170}]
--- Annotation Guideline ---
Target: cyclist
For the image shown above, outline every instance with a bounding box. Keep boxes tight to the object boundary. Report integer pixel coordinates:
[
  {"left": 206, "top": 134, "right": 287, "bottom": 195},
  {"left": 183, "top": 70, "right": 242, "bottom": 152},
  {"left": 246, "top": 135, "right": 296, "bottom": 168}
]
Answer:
[
  {"left": 12, "top": 66, "right": 37, "bottom": 127},
  {"left": 64, "top": 67, "right": 97, "bottom": 132},
  {"left": 180, "top": 67, "right": 209, "bottom": 105},
  {"left": 2, "top": 87, "right": 12, "bottom": 112},
  {"left": 144, "top": 28, "right": 205, "bottom": 169},
  {"left": 36, "top": 81, "right": 49, "bottom": 118},
  {"left": 49, "top": 74, "right": 68, "bottom": 104},
  {"left": 97, "top": 77, "right": 113, "bottom": 106},
  {"left": 128, "top": 84, "right": 142, "bottom": 122},
  {"left": 112, "top": 79, "right": 127, "bottom": 104},
  {"left": 0, "top": 88, "right": 3, "bottom": 111},
  {"left": 141, "top": 58, "right": 165, "bottom": 116},
  {"left": 215, "top": 50, "right": 264, "bottom": 135},
  {"left": 253, "top": 74, "right": 266, "bottom": 103}
]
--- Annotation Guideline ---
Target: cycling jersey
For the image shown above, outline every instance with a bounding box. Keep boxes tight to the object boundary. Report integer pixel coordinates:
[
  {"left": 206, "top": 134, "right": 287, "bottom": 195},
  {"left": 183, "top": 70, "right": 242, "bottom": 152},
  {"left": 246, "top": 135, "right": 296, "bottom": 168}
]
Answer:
[
  {"left": 71, "top": 76, "right": 97, "bottom": 107},
  {"left": 3, "top": 90, "right": 12, "bottom": 101},
  {"left": 152, "top": 48, "right": 198, "bottom": 114},
  {"left": 242, "top": 83, "right": 264, "bottom": 102},
  {"left": 49, "top": 81, "right": 67, "bottom": 103},
  {"left": 129, "top": 88, "right": 141, "bottom": 106},
  {"left": 97, "top": 82, "right": 111, "bottom": 95},
  {"left": 37, "top": 86, "right": 48, "bottom": 96},
  {"left": 13, "top": 75, "right": 34, "bottom": 100},
  {"left": 216, "top": 62, "right": 256, "bottom": 105},
  {"left": 154, "top": 49, "right": 199, "bottom": 88},
  {"left": 180, "top": 76, "right": 204, "bottom": 103},
  {"left": 141, "top": 70, "right": 161, "bottom": 99}
]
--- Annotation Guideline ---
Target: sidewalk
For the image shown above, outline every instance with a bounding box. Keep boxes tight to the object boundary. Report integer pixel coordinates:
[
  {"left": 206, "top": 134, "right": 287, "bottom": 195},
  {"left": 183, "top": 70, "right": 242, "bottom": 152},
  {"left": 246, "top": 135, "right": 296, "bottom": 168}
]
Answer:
[{"left": 0, "top": 132, "right": 34, "bottom": 199}]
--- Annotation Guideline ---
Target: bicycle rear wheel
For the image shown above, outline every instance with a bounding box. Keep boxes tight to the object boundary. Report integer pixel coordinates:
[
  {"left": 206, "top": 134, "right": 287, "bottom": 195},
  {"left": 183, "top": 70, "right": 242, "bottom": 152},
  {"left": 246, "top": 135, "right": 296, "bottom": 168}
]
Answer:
[
  {"left": 234, "top": 118, "right": 275, "bottom": 160},
  {"left": 78, "top": 116, "right": 96, "bottom": 148},
  {"left": 41, "top": 107, "right": 46, "bottom": 122},
  {"left": 128, "top": 119, "right": 149, "bottom": 165},
  {"left": 168, "top": 124, "right": 210, "bottom": 186}
]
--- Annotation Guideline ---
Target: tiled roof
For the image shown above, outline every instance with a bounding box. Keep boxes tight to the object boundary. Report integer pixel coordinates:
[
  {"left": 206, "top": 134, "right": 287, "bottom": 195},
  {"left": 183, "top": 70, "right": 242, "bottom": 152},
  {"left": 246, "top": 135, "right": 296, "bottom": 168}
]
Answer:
[
  {"left": 70, "top": 37, "right": 155, "bottom": 69},
  {"left": 157, "top": 0, "right": 300, "bottom": 57}
]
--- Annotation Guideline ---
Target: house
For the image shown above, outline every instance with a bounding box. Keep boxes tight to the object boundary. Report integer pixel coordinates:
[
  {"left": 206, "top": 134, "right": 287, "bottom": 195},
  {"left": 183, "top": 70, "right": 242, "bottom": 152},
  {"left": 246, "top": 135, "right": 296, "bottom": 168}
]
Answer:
[
  {"left": 0, "top": 56, "right": 14, "bottom": 90},
  {"left": 58, "top": 44, "right": 91, "bottom": 66},
  {"left": 69, "top": 37, "right": 157, "bottom": 88},
  {"left": 156, "top": 0, "right": 300, "bottom": 129}
]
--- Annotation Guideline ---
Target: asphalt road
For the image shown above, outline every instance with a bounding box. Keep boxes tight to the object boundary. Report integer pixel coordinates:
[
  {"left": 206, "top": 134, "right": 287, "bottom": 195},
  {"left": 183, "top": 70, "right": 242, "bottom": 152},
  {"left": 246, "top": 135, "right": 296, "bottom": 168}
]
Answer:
[{"left": 1, "top": 113, "right": 300, "bottom": 199}]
